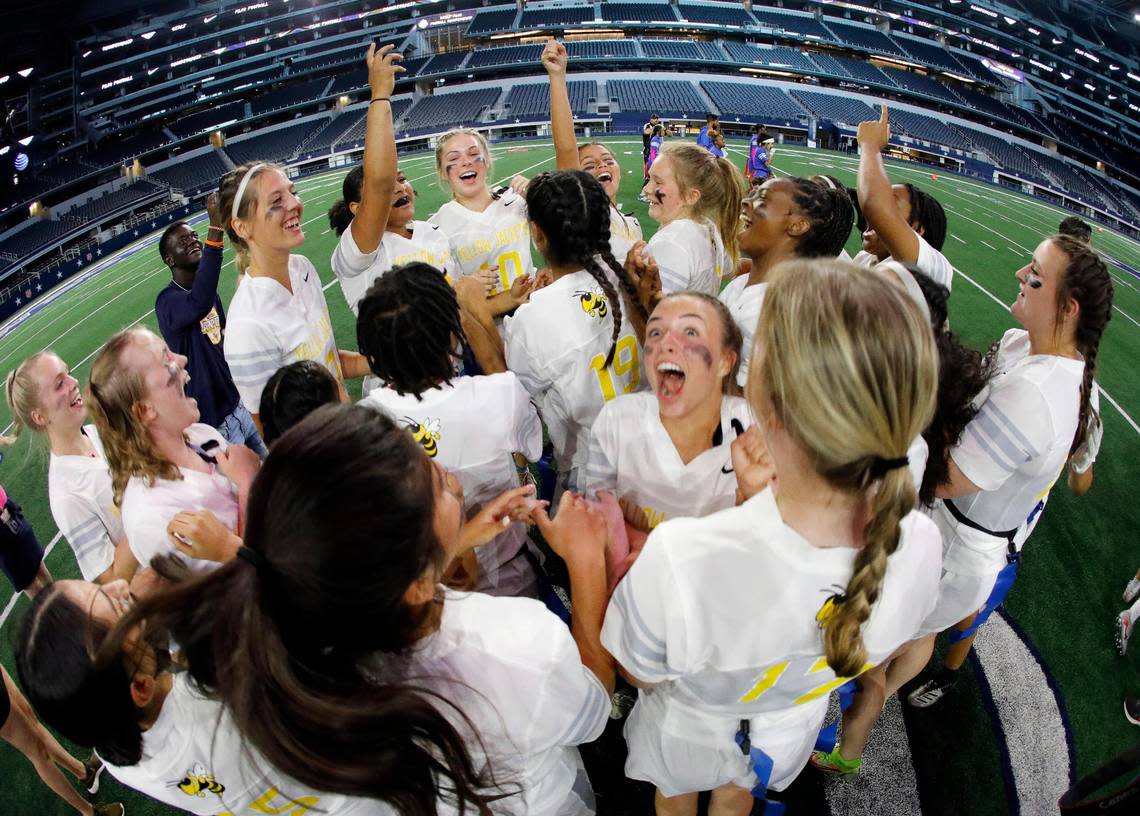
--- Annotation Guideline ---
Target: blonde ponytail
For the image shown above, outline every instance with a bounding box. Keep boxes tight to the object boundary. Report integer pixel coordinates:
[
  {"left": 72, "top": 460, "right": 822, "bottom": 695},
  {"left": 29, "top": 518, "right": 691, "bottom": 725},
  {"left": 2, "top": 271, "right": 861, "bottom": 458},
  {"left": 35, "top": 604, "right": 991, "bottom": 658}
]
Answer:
[
  {"left": 2, "top": 351, "right": 55, "bottom": 446},
  {"left": 748, "top": 259, "right": 937, "bottom": 677},
  {"left": 661, "top": 143, "right": 746, "bottom": 274}
]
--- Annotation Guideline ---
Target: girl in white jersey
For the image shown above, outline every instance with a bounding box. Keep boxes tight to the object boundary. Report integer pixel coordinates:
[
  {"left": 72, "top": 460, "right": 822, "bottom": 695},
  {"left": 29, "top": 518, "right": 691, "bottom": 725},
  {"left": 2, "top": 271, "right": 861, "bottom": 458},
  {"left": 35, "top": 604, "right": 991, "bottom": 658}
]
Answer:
[
  {"left": 599, "top": 259, "right": 941, "bottom": 814},
  {"left": 585, "top": 293, "right": 750, "bottom": 586},
  {"left": 852, "top": 106, "right": 952, "bottom": 289},
  {"left": 86, "top": 328, "right": 260, "bottom": 572},
  {"left": 219, "top": 161, "right": 369, "bottom": 424},
  {"left": 504, "top": 170, "right": 648, "bottom": 493},
  {"left": 105, "top": 404, "right": 613, "bottom": 814},
  {"left": 328, "top": 46, "right": 452, "bottom": 314},
  {"left": 635, "top": 142, "right": 745, "bottom": 296},
  {"left": 542, "top": 39, "right": 643, "bottom": 264},
  {"left": 725, "top": 176, "right": 854, "bottom": 387},
  {"left": 898, "top": 234, "right": 1113, "bottom": 707},
  {"left": 17, "top": 578, "right": 385, "bottom": 816},
  {"left": 358, "top": 263, "right": 545, "bottom": 597},
  {"left": 4, "top": 351, "right": 136, "bottom": 584}
]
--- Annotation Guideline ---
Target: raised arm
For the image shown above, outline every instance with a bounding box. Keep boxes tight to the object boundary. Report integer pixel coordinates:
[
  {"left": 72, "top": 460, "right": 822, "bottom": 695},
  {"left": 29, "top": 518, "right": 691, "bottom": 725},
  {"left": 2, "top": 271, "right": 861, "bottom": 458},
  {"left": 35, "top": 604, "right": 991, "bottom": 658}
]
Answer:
[
  {"left": 543, "top": 40, "right": 579, "bottom": 171},
  {"left": 348, "top": 44, "right": 405, "bottom": 256},
  {"left": 857, "top": 105, "right": 920, "bottom": 264}
]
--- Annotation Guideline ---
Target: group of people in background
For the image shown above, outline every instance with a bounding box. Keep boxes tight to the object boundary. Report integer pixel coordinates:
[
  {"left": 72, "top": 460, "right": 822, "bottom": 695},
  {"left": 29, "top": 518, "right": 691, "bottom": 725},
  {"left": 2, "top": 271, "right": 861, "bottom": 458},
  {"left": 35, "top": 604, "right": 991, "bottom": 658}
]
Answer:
[{"left": 0, "top": 38, "right": 1122, "bottom": 816}]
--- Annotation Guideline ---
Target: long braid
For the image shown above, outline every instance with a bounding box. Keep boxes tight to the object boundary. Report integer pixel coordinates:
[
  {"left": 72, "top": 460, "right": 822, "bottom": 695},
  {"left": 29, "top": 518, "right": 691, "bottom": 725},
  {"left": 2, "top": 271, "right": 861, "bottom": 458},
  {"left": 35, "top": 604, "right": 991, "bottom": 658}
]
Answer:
[
  {"left": 902, "top": 183, "right": 947, "bottom": 251},
  {"left": 1051, "top": 235, "right": 1113, "bottom": 454},
  {"left": 794, "top": 177, "right": 856, "bottom": 258},
  {"left": 527, "top": 170, "right": 626, "bottom": 366},
  {"left": 357, "top": 263, "right": 467, "bottom": 399}
]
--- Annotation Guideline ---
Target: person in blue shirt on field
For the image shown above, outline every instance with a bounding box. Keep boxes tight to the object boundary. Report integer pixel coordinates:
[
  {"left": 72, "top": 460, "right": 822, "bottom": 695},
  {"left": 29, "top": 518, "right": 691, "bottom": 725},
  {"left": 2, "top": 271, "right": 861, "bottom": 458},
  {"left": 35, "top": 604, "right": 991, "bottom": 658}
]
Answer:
[
  {"left": 696, "top": 113, "right": 719, "bottom": 151},
  {"left": 155, "top": 192, "right": 267, "bottom": 456},
  {"left": 749, "top": 137, "right": 776, "bottom": 183},
  {"left": 709, "top": 129, "right": 727, "bottom": 159}
]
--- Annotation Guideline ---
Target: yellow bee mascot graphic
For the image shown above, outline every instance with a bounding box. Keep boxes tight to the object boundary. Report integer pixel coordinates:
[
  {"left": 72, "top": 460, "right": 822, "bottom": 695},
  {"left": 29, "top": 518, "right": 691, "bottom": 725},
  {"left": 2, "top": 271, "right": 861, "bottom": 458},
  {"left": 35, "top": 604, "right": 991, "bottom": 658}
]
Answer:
[
  {"left": 173, "top": 763, "right": 225, "bottom": 798},
  {"left": 404, "top": 417, "right": 442, "bottom": 457},
  {"left": 574, "top": 288, "right": 608, "bottom": 320},
  {"left": 814, "top": 585, "right": 848, "bottom": 628}
]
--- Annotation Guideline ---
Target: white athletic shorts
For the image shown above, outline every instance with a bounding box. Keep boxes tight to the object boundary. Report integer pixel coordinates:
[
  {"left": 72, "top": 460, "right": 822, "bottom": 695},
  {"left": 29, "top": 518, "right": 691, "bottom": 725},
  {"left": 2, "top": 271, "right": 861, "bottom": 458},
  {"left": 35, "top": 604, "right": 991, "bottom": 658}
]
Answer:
[
  {"left": 623, "top": 689, "right": 825, "bottom": 796},
  {"left": 918, "top": 566, "right": 998, "bottom": 636}
]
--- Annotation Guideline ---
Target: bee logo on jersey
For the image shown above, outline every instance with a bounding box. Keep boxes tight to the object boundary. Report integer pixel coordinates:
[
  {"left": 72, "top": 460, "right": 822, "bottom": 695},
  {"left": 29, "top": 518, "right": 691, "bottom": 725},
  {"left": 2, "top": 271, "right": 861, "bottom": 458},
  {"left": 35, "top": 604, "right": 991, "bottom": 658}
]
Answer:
[
  {"left": 574, "top": 288, "right": 608, "bottom": 320},
  {"left": 173, "top": 764, "right": 225, "bottom": 798},
  {"left": 404, "top": 417, "right": 442, "bottom": 457},
  {"left": 814, "top": 585, "right": 848, "bottom": 628}
]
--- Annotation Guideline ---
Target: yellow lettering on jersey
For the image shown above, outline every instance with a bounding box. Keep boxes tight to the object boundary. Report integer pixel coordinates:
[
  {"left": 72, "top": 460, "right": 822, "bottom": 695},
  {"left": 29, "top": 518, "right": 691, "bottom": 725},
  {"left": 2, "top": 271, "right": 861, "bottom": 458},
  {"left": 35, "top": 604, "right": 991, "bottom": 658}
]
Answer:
[
  {"left": 738, "top": 661, "right": 789, "bottom": 703},
  {"left": 792, "top": 658, "right": 874, "bottom": 706},
  {"left": 591, "top": 335, "right": 640, "bottom": 402},
  {"left": 249, "top": 787, "right": 320, "bottom": 814},
  {"left": 456, "top": 239, "right": 494, "bottom": 263},
  {"left": 640, "top": 506, "right": 666, "bottom": 530}
]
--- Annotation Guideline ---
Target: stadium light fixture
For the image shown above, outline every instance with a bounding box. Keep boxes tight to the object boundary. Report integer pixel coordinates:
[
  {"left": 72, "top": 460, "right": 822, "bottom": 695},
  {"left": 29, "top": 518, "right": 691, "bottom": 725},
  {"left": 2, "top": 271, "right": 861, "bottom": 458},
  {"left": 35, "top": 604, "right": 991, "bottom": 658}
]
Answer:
[
  {"left": 1003, "top": 16, "right": 1016, "bottom": 25},
  {"left": 17, "top": 67, "right": 33, "bottom": 78},
  {"left": 1027, "top": 26, "right": 1041, "bottom": 35},
  {"left": 1128, "top": 72, "right": 1140, "bottom": 82},
  {"left": 81, "top": 50, "right": 92, "bottom": 58},
  {"left": 1135, "top": 13, "right": 1140, "bottom": 22},
  {"left": 18, "top": 136, "right": 34, "bottom": 146},
  {"left": 0, "top": 146, "right": 9, "bottom": 156},
  {"left": 1083, "top": 83, "right": 1096, "bottom": 91},
  {"left": 0, "top": 75, "right": 7, "bottom": 84},
  {"left": 1060, "top": 71, "right": 1072, "bottom": 80}
]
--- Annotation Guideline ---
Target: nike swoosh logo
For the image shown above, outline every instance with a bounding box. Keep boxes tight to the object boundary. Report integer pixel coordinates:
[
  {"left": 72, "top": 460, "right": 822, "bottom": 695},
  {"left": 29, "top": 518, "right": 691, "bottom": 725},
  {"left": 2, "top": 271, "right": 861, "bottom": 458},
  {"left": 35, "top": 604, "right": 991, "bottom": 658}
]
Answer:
[
  {"left": 721, "top": 465, "right": 734, "bottom": 474},
  {"left": 304, "top": 273, "right": 310, "bottom": 282}
]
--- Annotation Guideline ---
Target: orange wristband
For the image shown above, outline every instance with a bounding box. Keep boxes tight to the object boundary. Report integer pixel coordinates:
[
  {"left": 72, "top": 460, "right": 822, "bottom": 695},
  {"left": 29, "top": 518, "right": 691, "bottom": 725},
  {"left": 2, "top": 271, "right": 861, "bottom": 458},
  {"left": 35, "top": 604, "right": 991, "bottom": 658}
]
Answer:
[{"left": 204, "top": 239, "right": 224, "bottom": 248}]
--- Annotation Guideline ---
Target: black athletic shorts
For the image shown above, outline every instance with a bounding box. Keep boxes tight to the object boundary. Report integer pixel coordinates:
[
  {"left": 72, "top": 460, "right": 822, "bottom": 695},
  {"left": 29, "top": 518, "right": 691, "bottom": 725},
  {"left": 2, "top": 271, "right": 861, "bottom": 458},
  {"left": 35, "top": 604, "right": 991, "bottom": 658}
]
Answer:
[{"left": 1, "top": 496, "right": 44, "bottom": 593}]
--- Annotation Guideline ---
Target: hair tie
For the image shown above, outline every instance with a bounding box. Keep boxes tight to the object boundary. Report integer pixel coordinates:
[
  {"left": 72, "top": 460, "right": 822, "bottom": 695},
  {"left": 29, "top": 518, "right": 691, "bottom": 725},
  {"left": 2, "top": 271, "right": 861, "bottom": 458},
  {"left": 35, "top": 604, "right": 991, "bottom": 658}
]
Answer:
[
  {"left": 236, "top": 545, "right": 268, "bottom": 572},
  {"left": 815, "top": 175, "right": 838, "bottom": 191},
  {"left": 231, "top": 163, "right": 267, "bottom": 223},
  {"left": 874, "top": 456, "right": 910, "bottom": 477}
]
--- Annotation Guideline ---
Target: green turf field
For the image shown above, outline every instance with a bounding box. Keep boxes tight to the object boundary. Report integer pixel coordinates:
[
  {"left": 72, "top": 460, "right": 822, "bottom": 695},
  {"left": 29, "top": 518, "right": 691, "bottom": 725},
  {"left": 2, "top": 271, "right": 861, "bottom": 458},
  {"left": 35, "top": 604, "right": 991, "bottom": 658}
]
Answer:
[{"left": 0, "top": 138, "right": 1137, "bottom": 815}]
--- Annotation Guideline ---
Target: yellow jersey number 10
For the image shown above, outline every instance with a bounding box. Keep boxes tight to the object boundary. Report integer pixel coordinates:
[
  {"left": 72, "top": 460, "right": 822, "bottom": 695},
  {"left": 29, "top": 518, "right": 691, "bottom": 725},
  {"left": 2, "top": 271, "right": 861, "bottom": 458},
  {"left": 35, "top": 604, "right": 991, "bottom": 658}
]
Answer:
[{"left": 591, "top": 335, "right": 640, "bottom": 401}]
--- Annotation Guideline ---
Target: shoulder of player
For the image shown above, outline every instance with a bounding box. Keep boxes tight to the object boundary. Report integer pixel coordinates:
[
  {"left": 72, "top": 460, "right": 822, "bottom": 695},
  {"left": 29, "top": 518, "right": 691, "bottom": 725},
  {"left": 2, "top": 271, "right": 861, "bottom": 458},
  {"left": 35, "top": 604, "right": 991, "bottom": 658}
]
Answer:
[
  {"left": 442, "top": 592, "right": 572, "bottom": 662},
  {"left": 648, "top": 503, "right": 756, "bottom": 562},
  {"left": 596, "top": 392, "right": 656, "bottom": 428}
]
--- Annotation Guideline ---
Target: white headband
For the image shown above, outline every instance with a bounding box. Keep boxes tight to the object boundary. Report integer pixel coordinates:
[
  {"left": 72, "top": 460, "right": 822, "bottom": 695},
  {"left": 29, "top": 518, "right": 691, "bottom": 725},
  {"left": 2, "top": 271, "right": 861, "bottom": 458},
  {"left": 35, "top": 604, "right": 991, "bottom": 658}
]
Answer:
[
  {"left": 231, "top": 163, "right": 267, "bottom": 223},
  {"left": 815, "top": 175, "right": 838, "bottom": 190}
]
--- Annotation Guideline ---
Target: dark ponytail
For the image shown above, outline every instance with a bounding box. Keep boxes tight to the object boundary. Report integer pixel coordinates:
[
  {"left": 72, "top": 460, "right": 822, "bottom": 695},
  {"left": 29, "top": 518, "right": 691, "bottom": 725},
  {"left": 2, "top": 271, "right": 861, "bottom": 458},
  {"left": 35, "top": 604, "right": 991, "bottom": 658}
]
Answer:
[
  {"left": 328, "top": 166, "right": 364, "bottom": 237},
  {"left": 526, "top": 170, "right": 646, "bottom": 366},
  {"left": 17, "top": 586, "right": 148, "bottom": 766},
  {"left": 100, "top": 405, "right": 497, "bottom": 814},
  {"left": 1052, "top": 234, "right": 1113, "bottom": 455},
  {"left": 795, "top": 176, "right": 856, "bottom": 258},
  {"left": 902, "top": 183, "right": 947, "bottom": 251}
]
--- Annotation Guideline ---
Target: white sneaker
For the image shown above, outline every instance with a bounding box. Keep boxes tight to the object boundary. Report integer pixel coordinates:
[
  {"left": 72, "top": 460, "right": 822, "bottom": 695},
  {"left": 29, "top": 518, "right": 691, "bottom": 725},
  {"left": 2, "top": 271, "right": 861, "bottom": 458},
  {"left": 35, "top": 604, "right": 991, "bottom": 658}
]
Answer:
[
  {"left": 1123, "top": 577, "right": 1140, "bottom": 605},
  {"left": 1117, "top": 611, "right": 1132, "bottom": 656}
]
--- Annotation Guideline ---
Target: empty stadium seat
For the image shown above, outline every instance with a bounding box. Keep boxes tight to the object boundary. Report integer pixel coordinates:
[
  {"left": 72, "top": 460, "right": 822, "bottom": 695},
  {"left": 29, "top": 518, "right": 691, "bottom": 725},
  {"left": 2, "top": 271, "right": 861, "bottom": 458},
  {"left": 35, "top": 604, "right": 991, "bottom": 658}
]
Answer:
[
  {"left": 0, "top": 220, "right": 82, "bottom": 263},
  {"left": 641, "top": 40, "right": 725, "bottom": 63},
  {"left": 789, "top": 90, "right": 877, "bottom": 124},
  {"left": 566, "top": 40, "right": 640, "bottom": 60},
  {"left": 821, "top": 20, "right": 909, "bottom": 58},
  {"left": 600, "top": 2, "right": 678, "bottom": 23},
  {"left": 519, "top": 6, "right": 594, "bottom": 28},
  {"left": 64, "top": 180, "right": 167, "bottom": 224},
  {"left": 149, "top": 152, "right": 230, "bottom": 194},
  {"left": 502, "top": 81, "right": 596, "bottom": 119},
  {"left": 878, "top": 67, "right": 963, "bottom": 106},
  {"left": 224, "top": 122, "right": 327, "bottom": 166},
  {"left": 607, "top": 79, "right": 706, "bottom": 115},
  {"left": 468, "top": 44, "right": 544, "bottom": 70},
  {"left": 421, "top": 52, "right": 469, "bottom": 75},
  {"left": 466, "top": 9, "right": 518, "bottom": 37},
  {"left": 722, "top": 43, "right": 819, "bottom": 74},
  {"left": 889, "top": 109, "right": 971, "bottom": 150},
  {"left": 750, "top": 8, "right": 833, "bottom": 40},
  {"left": 700, "top": 82, "right": 805, "bottom": 121},
  {"left": 676, "top": 3, "right": 755, "bottom": 28},
  {"left": 169, "top": 101, "right": 247, "bottom": 138},
  {"left": 400, "top": 89, "right": 500, "bottom": 133},
  {"left": 250, "top": 77, "right": 335, "bottom": 116}
]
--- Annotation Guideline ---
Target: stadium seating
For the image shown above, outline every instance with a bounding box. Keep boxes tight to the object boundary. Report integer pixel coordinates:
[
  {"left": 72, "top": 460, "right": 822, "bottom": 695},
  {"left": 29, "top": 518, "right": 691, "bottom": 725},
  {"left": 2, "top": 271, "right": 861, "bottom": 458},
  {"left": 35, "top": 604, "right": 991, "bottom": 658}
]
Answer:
[
  {"left": 148, "top": 152, "right": 231, "bottom": 195},
  {"left": 722, "top": 43, "right": 818, "bottom": 74},
  {"left": 250, "top": 77, "right": 335, "bottom": 116},
  {"left": 878, "top": 67, "right": 963, "bottom": 106},
  {"left": 224, "top": 122, "right": 327, "bottom": 166},
  {"left": 300, "top": 112, "right": 366, "bottom": 155},
  {"left": 955, "top": 128, "right": 1049, "bottom": 183},
  {"left": 0, "top": 219, "right": 83, "bottom": 263},
  {"left": 468, "top": 44, "right": 544, "bottom": 70},
  {"left": 63, "top": 180, "right": 167, "bottom": 224},
  {"left": 84, "top": 130, "right": 169, "bottom": 168},
  {"left": 502, "top": 81, "right": 596, "bottom": 119},
  {"left": 169, "top": 101, "right": 248, "bottom": 139},
  {"left": 400, "top": 89, "right": 500, "bottom": 133},
  {"left": 337, "top": 99, "right": 413, "bottom": 146},
  {"left": 821, "top": 20, "right": 909, "bottom": 58},
  {"left": 789, "top": 90, "right": 877, "bottom": 124},
  {"left": 465, "top": 9, "right": 518, "bottom": 37},
  {"left": 676, "top": 3, "right": 754, "bottom": 28},
  {"left": 641, "top": 40, "right": 725, "bottom": 63},
  {"left": 891, "top": 35, "right": 972, "bottom": 77},
  {"left": 519, "top": 6, "right": 594, "bottom": 28},
  {"left": 607, "top": 79, "right": 706, "bottom": 116},
  {"left": 601, "top": 3, "right": 678, "bottom": 24},
  {"left": 889, "top": 109, "right": 971, "bottom": 150},
  {"left": 566, "top": 40, "right": 640, "bottom": 60},
  {"left": 700, "top": 82, "right": 805, "bottom": 122},
  {"left": 420, "top": 52, "right": 470, "bottom": 75},
  {"left": 749, "top": 8, "right": 833, "bottom": 40},
  {"left": 822, "top": 55, "right": 896, "bottom": 87}
]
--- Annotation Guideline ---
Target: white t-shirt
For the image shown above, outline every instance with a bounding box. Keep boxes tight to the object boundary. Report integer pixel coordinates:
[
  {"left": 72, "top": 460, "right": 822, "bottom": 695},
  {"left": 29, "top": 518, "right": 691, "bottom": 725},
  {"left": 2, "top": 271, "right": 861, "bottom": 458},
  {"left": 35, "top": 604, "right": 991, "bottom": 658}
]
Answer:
[
  {"left": 365, "top": 590, "right": 609, "bottom": 815},
  {"left": 119, "top": 424, "right": 237, "bottom": 572},
  {"left": 601, "top": 488, "right": 941, "bottom": 790},
  {"left": 584, "top": 392, "right": 753, "bottom": 529},
  {"left": 360, "top": 373, "right": 543, "bottom": 595},
  {"left": 47, "top": 425, "right": 124, "bottom": 581},
  {"left": 940, "top": 329, "right": 1084, "bottom": 573},
  {"left": 609, "top": 205, "right": 643, "bottom": 270},
  {"left": 850, "top": 250, "right": 878, "bottom": 267},
  {"left": 332, "top": 221, "right": 455, "bottom": 314},
  {"left": 717, "top": 276, "right": 767, "bottom": 388},
  {"left": 504, "top": 269, "right": 642, "bottom": 485},
  {"left": 224, "top": 255, "right": 343, "bottom": 415},
  {"left": 645, "top": 218, "right": 730, "bottom": 296},
  {"left": 105, "top": 675, "right": 384, "bottom": 816},
  {"left": 428, "top": 190, "right": 534, "bottom": 293},
  {"left": 913, "top": 233, "right": 953, "bottom": 291}
]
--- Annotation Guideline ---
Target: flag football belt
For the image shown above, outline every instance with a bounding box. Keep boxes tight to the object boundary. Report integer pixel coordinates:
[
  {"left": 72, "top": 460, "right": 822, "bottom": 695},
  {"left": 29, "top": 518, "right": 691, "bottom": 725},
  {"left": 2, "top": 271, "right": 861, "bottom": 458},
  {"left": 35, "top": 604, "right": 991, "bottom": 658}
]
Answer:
[{"left": 943, "top": 500, "right": 1020, "bottom": 644}]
